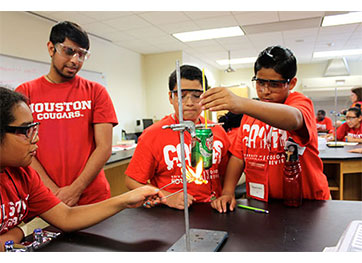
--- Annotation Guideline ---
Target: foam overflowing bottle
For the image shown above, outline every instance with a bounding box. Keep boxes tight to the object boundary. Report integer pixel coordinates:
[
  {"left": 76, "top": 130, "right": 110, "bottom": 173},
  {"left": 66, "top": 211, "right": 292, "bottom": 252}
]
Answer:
[{"left": 283, "top": 145, "right": 302, "bottom": 207}]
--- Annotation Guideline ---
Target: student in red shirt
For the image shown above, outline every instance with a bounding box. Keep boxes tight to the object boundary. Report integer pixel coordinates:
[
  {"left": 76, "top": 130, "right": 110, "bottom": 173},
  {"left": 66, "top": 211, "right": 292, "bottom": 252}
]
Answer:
[
  {"left": 335, "top": 107, "right": 362, "bottom": 142},
  {"left": 316, "top": 110, "right": 334, "bottom": 133},
  {"left": 0, "top": 87, "right": 164, "bottom": 251},
  {"left": 16, "top": 21, "right": 118, "bottom": 206},
  {"left": 125, "top": 65, "right": 230, "bottom": 210},
  {"left": 200, "top": 45, "right": 330, "bottom": 213}
]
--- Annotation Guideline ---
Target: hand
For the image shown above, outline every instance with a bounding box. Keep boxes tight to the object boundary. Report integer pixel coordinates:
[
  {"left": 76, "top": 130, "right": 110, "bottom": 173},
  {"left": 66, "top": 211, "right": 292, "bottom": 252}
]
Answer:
[
  {"left": 326, "top": 134, "right": 334, "bottom": 141},
  {"left": 210, "top": 193, "right": 236, "bottom": 213},
  {"left": 163, "top": 191, "right": 194, "bottom": 210},
  {"left": 346, "top": 136, "right": 357, "bottom": 142},
  {"left": 349, "top": 148, "right": 362, "bottom": 153},
  {"left": 200, "top": 87, "right": 243, "bottom": 113},
  {"left": 124, "top": 185, "right": 165, "bottom": 209},
  {"left": 55, "top": 185, "right": 81, "bottom": 207}
]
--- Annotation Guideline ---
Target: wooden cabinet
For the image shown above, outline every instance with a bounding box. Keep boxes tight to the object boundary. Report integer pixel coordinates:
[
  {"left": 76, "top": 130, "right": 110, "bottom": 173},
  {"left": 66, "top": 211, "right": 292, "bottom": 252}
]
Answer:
[{"left": 104, "top": 159, "right": 131, "bottom": 196}]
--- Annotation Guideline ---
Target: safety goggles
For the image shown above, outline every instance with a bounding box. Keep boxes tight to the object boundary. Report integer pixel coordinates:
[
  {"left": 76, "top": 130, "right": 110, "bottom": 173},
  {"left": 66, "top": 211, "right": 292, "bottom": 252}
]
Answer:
[
  {"left": 171, "top": 89, "right": 203, "bottom": 102},
  {"left": 252, "top": 76, "right": 290, "bottom": 92},
  {"left": 55, "top": 43, "right": 91, "bottom": 62},
  {"left": 5, "top": 122, "right": 40, "bottom": 143}
]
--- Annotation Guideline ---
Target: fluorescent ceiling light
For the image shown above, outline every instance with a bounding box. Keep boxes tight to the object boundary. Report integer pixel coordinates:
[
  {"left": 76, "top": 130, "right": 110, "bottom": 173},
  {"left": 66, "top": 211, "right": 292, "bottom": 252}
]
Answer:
[
  {"left": 313, "top": 49, "right": 362, "bottom": 58},
  {"left": 322, "top": 12, "right": 362, "bottom": 27},
  {"left": 173, "top": 26, "right": 244, "bottom": 42},
  {"left": 217, "top": 57, "right": 257, "bottom": 65}
]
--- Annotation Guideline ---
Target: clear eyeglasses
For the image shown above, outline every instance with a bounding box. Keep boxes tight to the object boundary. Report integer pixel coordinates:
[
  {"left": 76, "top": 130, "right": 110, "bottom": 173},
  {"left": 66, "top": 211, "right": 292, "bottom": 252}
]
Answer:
[
  {"left": 171, "top": 89, "right": 203, "bottom": 102},
  {"left": 251, "top": 76, "right": 290, "bottom": 92},
  {"left": 55, "top": 43, "right": 91, "bottom": 62}
]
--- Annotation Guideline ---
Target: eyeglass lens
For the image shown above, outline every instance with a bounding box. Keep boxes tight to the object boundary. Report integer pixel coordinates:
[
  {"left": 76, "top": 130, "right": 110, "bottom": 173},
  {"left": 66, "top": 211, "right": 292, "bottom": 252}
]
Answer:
[
  {"left": 56, "top": 43, "right": 89, "bottom": 62},
  {"left": 173, "top": 90, "right": 203, "bottom": 101},
  {"left": 346, "top": 116, "right": 357, "bottom": 120}
]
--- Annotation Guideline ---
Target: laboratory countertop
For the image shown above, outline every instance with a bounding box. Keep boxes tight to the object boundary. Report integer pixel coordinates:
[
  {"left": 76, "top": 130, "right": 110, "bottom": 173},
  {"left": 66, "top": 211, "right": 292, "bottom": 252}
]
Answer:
[
  {"left": 37, "top": 199, "right": 362, "bottom": 252},
  {"left": 319, "top": 144, "right": 362, "bottom": 160}
]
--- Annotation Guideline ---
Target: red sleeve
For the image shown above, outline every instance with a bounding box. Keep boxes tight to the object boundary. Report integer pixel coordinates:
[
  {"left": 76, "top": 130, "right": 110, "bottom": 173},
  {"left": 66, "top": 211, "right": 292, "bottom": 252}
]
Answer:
[
  {"left": 125, "top": 129, "right": 157, "bottom": 184},
  {"left": 336, "top": 123, "right": 348, "bottom": 141},
  {"left": 93, "top": 83, "right": 118, "bottom": 126},
  {"left": 285, "top": 92, "right": 316, "bottom": 146},
  {"left": 325, "top": 117, "right": 334, "bottom": 133},
  {"left": 22, "top": 167, "right": 61, "bottom": 222},
  {"left": 15, "top": 83, "right": 30, "bottom": 99},
  {"left": 229, "top": 116, "right": 246, "bottom": 160},
  {"left": 213, "top": 126, "right": 230, "bottom": 177}
]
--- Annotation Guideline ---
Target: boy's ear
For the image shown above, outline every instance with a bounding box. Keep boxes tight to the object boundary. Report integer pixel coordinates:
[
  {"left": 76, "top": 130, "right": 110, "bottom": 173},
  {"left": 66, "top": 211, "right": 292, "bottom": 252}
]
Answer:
[
  {"left": 288, "top": 77, "right": 297, "bottom": 91},
  {"left": 168, "top": 91, "right": 173, "bottom": 104},
  {"left": 47, "top": 41, "right": 55, "bottom": 57}
]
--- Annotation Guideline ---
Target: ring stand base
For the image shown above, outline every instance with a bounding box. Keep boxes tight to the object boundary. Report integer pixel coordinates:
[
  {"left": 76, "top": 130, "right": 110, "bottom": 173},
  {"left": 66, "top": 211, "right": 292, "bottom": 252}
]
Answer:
[{"left": 167, "top": 228, "right": 228, "bottom": 252}]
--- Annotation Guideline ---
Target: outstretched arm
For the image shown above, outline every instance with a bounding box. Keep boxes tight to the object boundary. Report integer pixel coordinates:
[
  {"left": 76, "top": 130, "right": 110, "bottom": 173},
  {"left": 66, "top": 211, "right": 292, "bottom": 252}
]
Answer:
[
  {"left": 200, "top": 87, "right": 304, "bottom": 131},
  {"left": 40, "top": 186, "right": 164, "bottom": 232}
]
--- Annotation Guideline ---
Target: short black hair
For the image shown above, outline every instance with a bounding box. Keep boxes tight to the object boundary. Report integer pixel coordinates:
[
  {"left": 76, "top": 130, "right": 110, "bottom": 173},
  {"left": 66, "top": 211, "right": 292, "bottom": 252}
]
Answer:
[
  {"left": 348, "top": 107, "right": 361, "bottom": 117},
  {"left": 254, "top": 45, "right": 297, "bottom": 81},
  {"left": 168, "top": 65, "right": 207, "bottom": 91},
  {"left": 218, "top": 111, "right": 243, "bottom": 132},
  {"left": 0, "top": 87, "right": 28, "bottom": 143},
  {"left": 50, "top": 21, "right": 90, "bottom": 50},
  {"left": 318, "top": 110, "right": 326, "bottom": 116}
]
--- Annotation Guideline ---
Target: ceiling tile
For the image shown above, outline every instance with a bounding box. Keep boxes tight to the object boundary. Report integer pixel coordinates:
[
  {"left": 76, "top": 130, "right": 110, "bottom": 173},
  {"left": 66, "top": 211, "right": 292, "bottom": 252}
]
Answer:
[
  {"left": 233, "top": 11, "right": 279, "bottom": 26},
  {"left": 138, "top": 11, "right": 190, "bottom": 25},
  {"left": 193, "top": 15, "right": 238, "bottom": 29},
  {"left": 278, "top": 11, "right": 325, "bottom": 21},
  {"left": 184, "top": 11, "right": 232, "bottom": 20},
  {"left": 243, "top": 17, "right": 321, "bottom": 35},
  {"left": 122, "top": 26, "right": 167, "bottom": 39},
  {"left": 102, "top": 14, "right": 150, "bottom": 30},
  {"left": 157, "top": 21, "right": 200, "bottom": 34},
  {"left": 82, "top": 11, "right": 134, "bottom": 21}
]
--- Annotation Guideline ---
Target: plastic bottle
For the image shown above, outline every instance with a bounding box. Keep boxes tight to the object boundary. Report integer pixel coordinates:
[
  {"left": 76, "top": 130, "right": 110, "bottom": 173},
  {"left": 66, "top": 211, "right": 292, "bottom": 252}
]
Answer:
[
  {"left": 4, "top": 240, "right": 14, "bottom": 252},
  {"left": 283, "top": 145, "right": 302, "bottom": 207},
  {"left": 33, "top": 228, "right": 43, "bottom": 244}
]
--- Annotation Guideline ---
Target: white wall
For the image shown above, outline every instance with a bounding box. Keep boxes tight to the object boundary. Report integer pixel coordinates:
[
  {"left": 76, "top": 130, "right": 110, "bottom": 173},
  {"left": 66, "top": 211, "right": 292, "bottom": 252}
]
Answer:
[
  {"left": 0, "top": 11, "right": 146, "bottom": 143},
  {"left": 143, "top": 51, "right": 183, "bottom": 121}
]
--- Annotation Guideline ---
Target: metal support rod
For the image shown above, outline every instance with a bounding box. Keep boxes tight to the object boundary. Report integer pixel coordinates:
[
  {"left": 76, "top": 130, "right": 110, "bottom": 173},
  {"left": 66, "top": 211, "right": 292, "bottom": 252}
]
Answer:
[
  {"left": 334, "top": 86, "right": 338, "bottom": 143},
  {"left": 175, "top": 60, "right": 191, "bottom": 251}
]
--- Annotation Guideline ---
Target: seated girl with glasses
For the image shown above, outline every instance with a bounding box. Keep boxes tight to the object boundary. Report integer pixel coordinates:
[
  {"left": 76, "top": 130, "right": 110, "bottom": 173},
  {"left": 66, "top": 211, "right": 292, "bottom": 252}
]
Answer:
[
  {"left": 327, "top": 107, "right": 362, "bottom": 143},
  {"left": 200, "top": 45, "right": 330, "bottom": 213},
  {"left": 0, "top": 87, "right": 164, "bottom": 251}
]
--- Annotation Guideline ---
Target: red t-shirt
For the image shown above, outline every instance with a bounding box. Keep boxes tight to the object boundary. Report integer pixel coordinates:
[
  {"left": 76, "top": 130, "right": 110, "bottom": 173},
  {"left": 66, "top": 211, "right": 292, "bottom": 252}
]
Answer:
[
  {"left": 230, "top": 92, "right": 330, "bottom": 201},
  {"left": 16, "top": 75, "right": 118, "bottom": 205},
  {"left": 336, "top": 122, "right": 362, "bottom": 141},
  {"left": 0, "top": 167, "right": 61, "bottom": 235},
  {"left": 316, "top": 117, "right": 334, "bottom": 133},
  {"left": 125, "top": 114, "right": 230, "bottom": 202}
]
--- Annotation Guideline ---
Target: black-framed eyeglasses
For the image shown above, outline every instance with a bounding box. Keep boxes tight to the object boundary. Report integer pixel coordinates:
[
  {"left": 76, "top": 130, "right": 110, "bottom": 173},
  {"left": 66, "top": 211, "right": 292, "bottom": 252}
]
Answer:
[
  {"left": 55, "top": 43, "right": 91, "bottom": 62},
  {"left": 5, "top": 122, "right": 40, "bottom": 143},
  {"left": 171, "top": 89, "right": 203, "bottom": 102},
  {"left": 251, "top": 76, "right": 290, "bottom": 91}
]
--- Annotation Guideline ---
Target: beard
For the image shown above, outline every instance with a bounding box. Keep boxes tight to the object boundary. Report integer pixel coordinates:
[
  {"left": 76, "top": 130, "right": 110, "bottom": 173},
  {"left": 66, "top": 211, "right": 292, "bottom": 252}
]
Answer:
[{"left": 54, "top": 65, "right": 76, "bottom": 79}]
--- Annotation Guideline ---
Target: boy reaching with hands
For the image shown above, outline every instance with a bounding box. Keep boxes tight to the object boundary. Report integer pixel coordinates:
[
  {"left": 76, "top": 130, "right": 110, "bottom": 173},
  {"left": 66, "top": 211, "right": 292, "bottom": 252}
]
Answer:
[{"left": 200, "top": 46, "right": 330, "bottom": 213}]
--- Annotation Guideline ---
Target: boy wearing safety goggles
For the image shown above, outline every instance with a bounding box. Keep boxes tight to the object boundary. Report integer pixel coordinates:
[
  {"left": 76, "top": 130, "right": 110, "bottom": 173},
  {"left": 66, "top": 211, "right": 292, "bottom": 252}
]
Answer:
[
  {"left": 16, "top": 21, "right": 118, "bottom": 206},
  {"left": 200, "top": 46, "right": 330, "bottom": 213},
  {"left": 125, "top": 65, "right": 230, "bottom": 210}
]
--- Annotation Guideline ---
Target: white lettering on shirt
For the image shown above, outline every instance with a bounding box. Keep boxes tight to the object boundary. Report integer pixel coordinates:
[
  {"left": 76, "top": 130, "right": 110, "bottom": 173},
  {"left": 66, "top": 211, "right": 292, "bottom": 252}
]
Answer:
[
  {"left": 29, "top": 100, "right": 91, "bottom": 120},
  {"left": 163, "top": 140, "right": 224, "bottom": 170}
]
